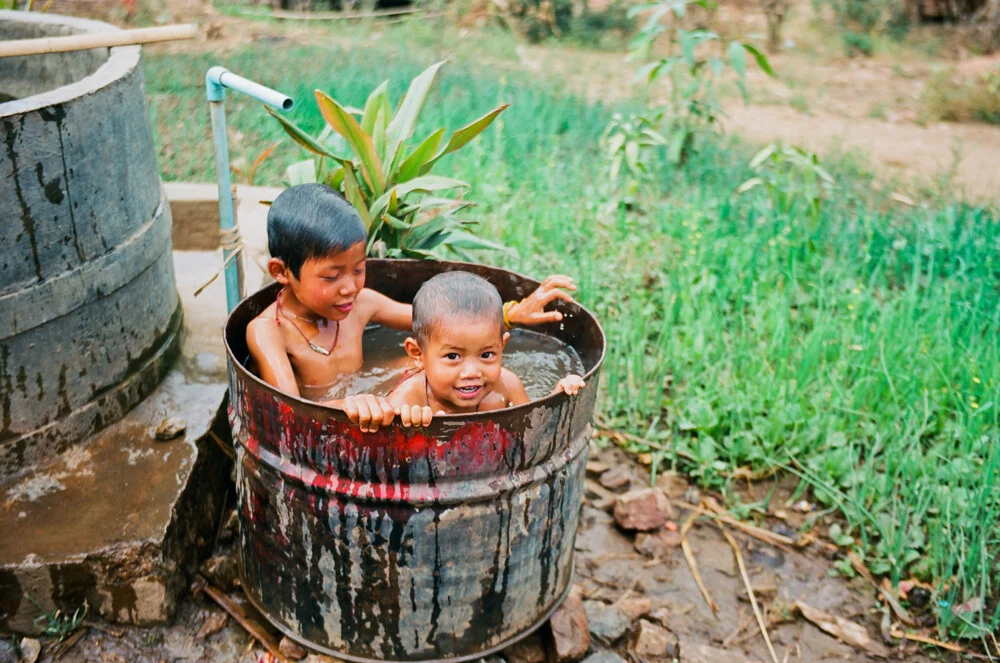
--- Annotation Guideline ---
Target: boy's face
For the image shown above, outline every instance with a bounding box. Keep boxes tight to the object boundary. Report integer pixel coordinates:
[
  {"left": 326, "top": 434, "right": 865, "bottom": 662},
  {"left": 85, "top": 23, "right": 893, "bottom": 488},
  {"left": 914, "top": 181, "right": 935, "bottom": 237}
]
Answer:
[
  {"left": 406, "top": 316, "right": 509, "bottom": 412},
  {"left": 273, "top": 241, "right": 367, "bottom": 321}
]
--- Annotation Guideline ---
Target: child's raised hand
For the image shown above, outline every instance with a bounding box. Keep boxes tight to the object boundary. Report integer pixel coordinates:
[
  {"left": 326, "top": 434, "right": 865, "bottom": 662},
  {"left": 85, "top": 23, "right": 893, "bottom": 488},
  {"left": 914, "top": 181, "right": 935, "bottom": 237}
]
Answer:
[
  {"left": 397, "top": 404, "right": 434, "bottom": 428},
  {"left": 554, "top": 374, "right": 585, "bottom": 396},
  {"left": 343, "top": 394, "right": 395, "bottom": 433},
  {"left": 507, "top": 275, "right": 577, "bottom": 326}
]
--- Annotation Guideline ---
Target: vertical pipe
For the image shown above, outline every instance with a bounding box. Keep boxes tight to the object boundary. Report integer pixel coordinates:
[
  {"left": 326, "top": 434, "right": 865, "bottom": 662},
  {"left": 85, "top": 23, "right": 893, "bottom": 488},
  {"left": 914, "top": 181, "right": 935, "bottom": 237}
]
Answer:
[
  {"left": 230, "top": 184, "right": 246, "bottom": 302},
  {"left": 208, "top": 98, "right": 242, "bottom": 313}
]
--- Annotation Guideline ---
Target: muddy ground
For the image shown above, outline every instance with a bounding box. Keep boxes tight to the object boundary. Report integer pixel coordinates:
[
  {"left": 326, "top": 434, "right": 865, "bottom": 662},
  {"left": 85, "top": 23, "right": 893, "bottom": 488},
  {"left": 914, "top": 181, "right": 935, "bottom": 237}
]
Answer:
[{"left": 2, "top": 443, "right": 946, "bottom": 663}]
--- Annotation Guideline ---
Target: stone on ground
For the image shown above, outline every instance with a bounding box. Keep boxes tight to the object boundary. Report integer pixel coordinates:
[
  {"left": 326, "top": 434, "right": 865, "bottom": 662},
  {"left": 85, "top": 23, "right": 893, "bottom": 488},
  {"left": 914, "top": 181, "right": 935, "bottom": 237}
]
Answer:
[
  {"left": 613, "top": 488, "right": 672, "bottom": 531},
  {"left": 634, "top": 529, "right": 683, "bottom": 558},
  {"left": 632, "top": 619, "right": 677, "bottom": 658},
  {"left": 200, "top": 554, "right": 239, "bottom": 591},
  {"left": 584, "top": 600, "right": 631, "bottom": 643},
  {"left": 279, "top": 636, "right": 307, "bottom": 660},
  {"left": 548, "top": 585, "right": 590, "bottom": 662},
  {"left": 598, "top": 467, "right": 631, "bottom": 491},
  {"left": 580, "top": 651, "right": 627, "bottom": 663},
  {"left": 616, "top": 596, "right": 652, "bottom": 621},
  {"left": 502, "top": 629, "right": 548, "bottom": 663}
]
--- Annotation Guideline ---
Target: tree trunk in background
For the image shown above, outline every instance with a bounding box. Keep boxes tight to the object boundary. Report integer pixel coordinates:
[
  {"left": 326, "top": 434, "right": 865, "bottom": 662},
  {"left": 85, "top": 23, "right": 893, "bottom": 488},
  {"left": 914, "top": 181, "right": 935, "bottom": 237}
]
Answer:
[{"left": 762, "top": 0, "right": 787, "bottom": 53}]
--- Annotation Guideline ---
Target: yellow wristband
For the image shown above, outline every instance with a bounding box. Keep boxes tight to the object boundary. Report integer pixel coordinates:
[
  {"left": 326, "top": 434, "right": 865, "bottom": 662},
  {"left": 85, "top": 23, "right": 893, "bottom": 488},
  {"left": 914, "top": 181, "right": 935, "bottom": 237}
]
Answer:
[{"left": 502, "top": 300, "right": 517, "bottom": 330}]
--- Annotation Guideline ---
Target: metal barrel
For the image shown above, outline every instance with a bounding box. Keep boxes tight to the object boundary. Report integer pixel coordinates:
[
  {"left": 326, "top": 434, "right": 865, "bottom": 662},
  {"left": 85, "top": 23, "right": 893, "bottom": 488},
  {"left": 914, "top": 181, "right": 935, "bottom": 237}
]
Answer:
[
  {"left": 224, "top": 260, "right": 605, "bottom": 662},
  {"left": 0, "top": 12, "right": 180, "bottom": 476}
]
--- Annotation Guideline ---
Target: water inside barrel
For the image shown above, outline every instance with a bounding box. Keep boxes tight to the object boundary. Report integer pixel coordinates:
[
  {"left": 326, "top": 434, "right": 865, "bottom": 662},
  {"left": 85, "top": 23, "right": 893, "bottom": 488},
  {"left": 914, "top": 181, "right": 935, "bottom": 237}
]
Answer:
[{"left": 300, "top": 326, "right": 584, "bottom": 402}]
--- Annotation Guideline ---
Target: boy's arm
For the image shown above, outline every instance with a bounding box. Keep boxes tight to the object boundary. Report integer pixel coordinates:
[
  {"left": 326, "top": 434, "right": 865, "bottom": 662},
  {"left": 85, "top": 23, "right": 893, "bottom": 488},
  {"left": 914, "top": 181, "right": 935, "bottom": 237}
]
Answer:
[
  {"left": 500, "top": 369, "right": 532, "bottom": 407},
  {"left": 362, "top": 288, "right": 413, "bottom": 331},
  {"left": 551, "top": 374, "right": 585, "bottom": 396},
  {"left": 506, "top": 275, "right": 577, "bottom": 326},
  {"left": 247, "top": 318, "right": 300, "bottom": 397}
]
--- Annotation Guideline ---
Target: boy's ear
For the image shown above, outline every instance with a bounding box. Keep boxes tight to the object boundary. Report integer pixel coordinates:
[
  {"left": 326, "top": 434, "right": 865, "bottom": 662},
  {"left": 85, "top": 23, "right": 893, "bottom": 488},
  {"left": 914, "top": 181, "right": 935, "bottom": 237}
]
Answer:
[
  {"left": 268, "top": 258, "right": 291, "bottom": 284},
  {"left": 404, "top": 337, "right": 423, "bottom": 366},
  {"left": 501, "top": 331, "right": 510, "bottom": 348}
]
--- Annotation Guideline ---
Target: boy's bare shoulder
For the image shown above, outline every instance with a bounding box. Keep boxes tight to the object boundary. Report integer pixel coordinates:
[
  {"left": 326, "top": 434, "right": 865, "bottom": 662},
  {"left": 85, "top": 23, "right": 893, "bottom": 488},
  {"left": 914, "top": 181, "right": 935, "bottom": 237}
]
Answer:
[
  {"left": 386, "top": 371, "right": 425, "bottom": 407},
  {"left": 499, "top": 367, "right": 524, "bottom": 389},
  {"left": 246, "top": 304, "right": 283, "bottom": 350}
]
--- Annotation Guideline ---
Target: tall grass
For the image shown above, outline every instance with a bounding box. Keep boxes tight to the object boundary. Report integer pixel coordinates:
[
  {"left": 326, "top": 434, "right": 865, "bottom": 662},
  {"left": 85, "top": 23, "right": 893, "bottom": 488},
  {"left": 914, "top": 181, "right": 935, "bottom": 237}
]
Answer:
[{"left": 144, "top": 38, "right": 1000, "bottom": 637}]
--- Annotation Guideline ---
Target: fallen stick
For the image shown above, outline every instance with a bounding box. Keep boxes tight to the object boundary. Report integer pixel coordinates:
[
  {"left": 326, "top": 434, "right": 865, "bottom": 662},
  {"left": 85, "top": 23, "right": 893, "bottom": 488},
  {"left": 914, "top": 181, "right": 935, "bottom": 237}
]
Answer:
[
  {"left": 192, "top": 576, "right": 288, "bottom": 662},
  {"left": 674, "top": 499, "right": 797, "bottom": 550},
  {"left": 718, "top": 523, "right": 779, "bottom": 663},
  {"left": 0, "top": 25, "right": 197, "bottom": 58},
  {"left": 679, "top": 513, "right": 719, "bottom": 617},
  {"left": 889, "top": 628, "right": 965, "bottom": 654}
]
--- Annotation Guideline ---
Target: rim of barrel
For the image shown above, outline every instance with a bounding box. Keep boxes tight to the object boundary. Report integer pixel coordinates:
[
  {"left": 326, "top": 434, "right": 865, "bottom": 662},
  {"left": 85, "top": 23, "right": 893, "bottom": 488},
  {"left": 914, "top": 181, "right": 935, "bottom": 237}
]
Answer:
[
  {"left": 0, "top": 10, "right": 140, "bottom": 118},
  {"left": 224, "top": 259, "right": 606, "bottom": 424},
  {"left": 240, "top": 558, "right": 575, "bottom": 663}
]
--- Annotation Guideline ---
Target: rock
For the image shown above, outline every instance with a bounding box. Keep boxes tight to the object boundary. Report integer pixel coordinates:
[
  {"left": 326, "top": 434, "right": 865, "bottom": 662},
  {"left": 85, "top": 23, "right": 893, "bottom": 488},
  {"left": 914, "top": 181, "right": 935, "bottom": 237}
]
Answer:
[
  {"left": 598, "top": 467, "right": 631, "bottom": 491},
  {"left": 586, "top": 460, "right": 610, "bottom": 475},
  {"left": 18, "top": 638, "right": 40, "bottom": 663},
  {"left": 200, "top": 553, "right": 239, "bottom": 590},
  {"left": 154, "top": 416, "right": 187, "bottom": 441},
  {"left": 632, "top": 619, "right": 676, "bottom": 658},
  {"left": 279, "top": 636, "right": 307, "bottom": 660},
  {"left": 549, "top": 586, "right": 590, "bottom": 662},
  {"left": 502, "top": 630, "right": 547, "bottom": 663},
  {"left": 613, "top": 488, "right": 671, "bottom": 531},
  {"left": 195, "top": 611, "right": 228, "bottom": 639},
  {"left": 634, "top": 529, "right": 683, "bottom": 558},
  {"left": 580, "top": 651, "right": 627, "bottom": 663},
  {"left": 649, "top": 606, "right": 671, "bottom": 627},
  {"left": 616, "top": 596, "right": 652, "bottom": 621},
  {"left": 584, "top": 601, "right": 630, "bottom": 643}
]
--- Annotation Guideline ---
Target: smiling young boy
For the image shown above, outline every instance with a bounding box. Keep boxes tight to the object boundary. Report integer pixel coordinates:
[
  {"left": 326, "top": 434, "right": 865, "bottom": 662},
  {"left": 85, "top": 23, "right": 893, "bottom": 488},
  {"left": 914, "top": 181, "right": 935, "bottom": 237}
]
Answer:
[
  {"left": 246, "top": 184, "right": 576, "bottom": 403},
  {"left": 343, "top": 271, "right": 585, "bottom": 432}
]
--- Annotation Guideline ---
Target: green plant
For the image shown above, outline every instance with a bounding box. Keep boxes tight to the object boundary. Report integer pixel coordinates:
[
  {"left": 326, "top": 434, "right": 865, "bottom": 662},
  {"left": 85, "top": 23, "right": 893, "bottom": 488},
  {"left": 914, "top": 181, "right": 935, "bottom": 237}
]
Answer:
[
  {"left": 922, "top": 67, "right": 1000, "bottom": 125},
  {"left": 267, "top": 61, "right": 511, "bottom": 259},
  {"left": 626, "top": 0, "right": 773, "bottom": 165},
  {"left": 600, "top": 109, "right": 667, "bottom": 200},
  {"left": 736, "top": 142, "right": 834, "bottom": 222},
  {"left": 32, "top": 599, "right": 88, "bottom": 641}
]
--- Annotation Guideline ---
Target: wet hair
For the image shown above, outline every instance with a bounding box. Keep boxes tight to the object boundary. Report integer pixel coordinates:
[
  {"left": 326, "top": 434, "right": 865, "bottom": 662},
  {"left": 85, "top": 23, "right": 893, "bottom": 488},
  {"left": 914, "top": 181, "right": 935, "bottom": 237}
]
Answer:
[
  {"left": 411, "top": 271, "right": 504, "bottom": 346},
  {"left": 267, "top": 183, "right": 367, "bottom": 278}
]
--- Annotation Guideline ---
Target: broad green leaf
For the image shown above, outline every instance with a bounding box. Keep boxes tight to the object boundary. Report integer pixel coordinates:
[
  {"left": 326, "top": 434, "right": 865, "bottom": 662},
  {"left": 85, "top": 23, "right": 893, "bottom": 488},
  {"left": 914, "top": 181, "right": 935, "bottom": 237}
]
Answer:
[
  {"left": 285, "top": 159, "right": 317, "bottom": 186},
  {"left": 640, "top": 128, "right": 669, "bottom": 145},
  {"left": 315, "top": 90, "right": 386, "bottom": 195},
  {"left": 396, "top": 128, "right": 445, "bottom": 184},
  {"left": 373, "top": 106, "right": 387, "bottom": 163},
  {"left": 667, "top": 129, "right": 687, "bottom": 164},
  {"left": 443, "top": 229, "right": 511, "bottom": 252},
  {"left": 369, "top": 175, "right": 469, "bottom": 222},
  {"left": 326, "top": 165, "right": 345, "bottom": 190},
  {"left": 742, "top": 43, "right": 774, "bottom": 77},
  {"left": 266, "top": 106, "right": 335, "bottom": 158},
  {"left": 427, "top": 104, "right": 509, "bottom": 171},
  {"left": 727, "top": 41, "right": 747, "bottom": 79},
  {"left": 384, "top": 61, "right": 446, "bottom": 171},
  {"left": 735, "top": 177, "right": 762, "bottom": 194},
  {"left": 382, "top": 213, "right": 410, "bottom": 230},
  {"left": 626, "top": 2, "right": 659, "bottom": 18},
  {"left": 749, "top": 144, "right": 777, "bottom": 169},
  {"left": 361, "top": 81, "right": 390, "bottom": 136},
  {"left": 625, "top": 140, "right": 639, "bottom": 172},
  {"left": 342, "top": 166, "right": 372, "bottom": 230},
  {"left": 679, "top": 30, "right": 696, "bottom": 66}
]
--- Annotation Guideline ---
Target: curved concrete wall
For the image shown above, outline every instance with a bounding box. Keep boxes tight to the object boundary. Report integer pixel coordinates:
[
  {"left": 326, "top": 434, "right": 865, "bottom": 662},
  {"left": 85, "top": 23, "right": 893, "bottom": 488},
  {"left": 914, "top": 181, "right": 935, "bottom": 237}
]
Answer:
[{"left": 0, "top": 11, "right": 180, "bottom": 475}]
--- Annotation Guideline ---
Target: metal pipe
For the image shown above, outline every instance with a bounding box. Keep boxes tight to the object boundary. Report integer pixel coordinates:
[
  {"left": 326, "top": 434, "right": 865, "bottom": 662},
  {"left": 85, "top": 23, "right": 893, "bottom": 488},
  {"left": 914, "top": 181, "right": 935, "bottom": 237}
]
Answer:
[{"left": 205, "top": 67, "right": 293, "bottom": 312}]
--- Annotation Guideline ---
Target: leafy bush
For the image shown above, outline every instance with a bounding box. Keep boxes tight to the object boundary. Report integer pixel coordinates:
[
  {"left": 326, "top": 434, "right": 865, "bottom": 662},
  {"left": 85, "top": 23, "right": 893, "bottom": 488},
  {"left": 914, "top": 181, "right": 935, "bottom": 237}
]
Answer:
[
  {"left": 610, "top": 0, "right": 772, "bottom": 182},
  {"left": 268, "top": 62, "right": 510, "bottom": 259},
  {"left": 922, "top": 67, "right": 1000, "bottom": 124}
]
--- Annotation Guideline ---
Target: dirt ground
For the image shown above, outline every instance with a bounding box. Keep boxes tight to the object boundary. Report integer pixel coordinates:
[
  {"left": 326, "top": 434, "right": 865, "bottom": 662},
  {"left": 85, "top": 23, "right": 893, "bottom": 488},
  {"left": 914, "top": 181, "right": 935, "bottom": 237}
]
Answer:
[{"left": 3, "top": 443, "right": 945, "bottom": 663}]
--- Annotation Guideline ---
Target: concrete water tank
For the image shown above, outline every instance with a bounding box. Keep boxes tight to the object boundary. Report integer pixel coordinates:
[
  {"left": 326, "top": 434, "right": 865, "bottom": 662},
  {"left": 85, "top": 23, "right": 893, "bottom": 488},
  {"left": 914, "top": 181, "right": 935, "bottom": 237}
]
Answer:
[{"left": 0, "top": 11, "right": 180, "bottom": 476}]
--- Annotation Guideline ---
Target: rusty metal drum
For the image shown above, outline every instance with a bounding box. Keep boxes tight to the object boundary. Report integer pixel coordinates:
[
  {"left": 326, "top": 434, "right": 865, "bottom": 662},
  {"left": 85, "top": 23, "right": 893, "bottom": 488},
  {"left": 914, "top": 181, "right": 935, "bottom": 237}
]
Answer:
[{"left": 225, "top": 260, "right": 605, "bottom": 662}]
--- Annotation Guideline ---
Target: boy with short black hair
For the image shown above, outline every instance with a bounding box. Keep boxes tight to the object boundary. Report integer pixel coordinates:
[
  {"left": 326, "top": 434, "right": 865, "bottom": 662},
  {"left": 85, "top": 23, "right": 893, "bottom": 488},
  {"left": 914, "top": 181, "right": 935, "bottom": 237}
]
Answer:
[
  {"left": 343, "top": 271, "right": 585, "bottom": 431},
  {"left": 246, "top": 183, "right": 577, "bottom": 410}
]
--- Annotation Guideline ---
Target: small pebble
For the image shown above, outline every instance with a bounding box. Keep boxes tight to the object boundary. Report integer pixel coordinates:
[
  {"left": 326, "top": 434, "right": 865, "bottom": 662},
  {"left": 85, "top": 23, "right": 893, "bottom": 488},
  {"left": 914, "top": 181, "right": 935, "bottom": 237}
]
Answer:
[{"left": 154, "top": 416, "right": 187, "bottom": 441}]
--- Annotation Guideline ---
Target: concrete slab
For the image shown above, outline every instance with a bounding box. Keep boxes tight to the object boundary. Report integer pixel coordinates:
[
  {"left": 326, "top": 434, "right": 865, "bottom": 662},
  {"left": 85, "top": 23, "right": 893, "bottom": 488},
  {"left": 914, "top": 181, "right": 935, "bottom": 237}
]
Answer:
[{"left": 0, "top": 250, "right": 237, "bottom": 632}]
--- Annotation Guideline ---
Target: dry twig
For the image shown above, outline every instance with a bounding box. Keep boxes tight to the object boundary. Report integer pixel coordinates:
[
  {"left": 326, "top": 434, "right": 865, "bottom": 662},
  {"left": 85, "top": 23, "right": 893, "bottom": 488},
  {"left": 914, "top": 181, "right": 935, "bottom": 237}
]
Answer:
[
  {"left": 718, "top": 523, "right": 779, "bottom": 663},
  {"left": 192, "top": 576, "right": 288, "bottom": 662},
  {"left": 889, "top": 628, "right": 965, "bottom": 653},
  {"left": 679, "top": 514, "right": 718, "bottom": 616}
]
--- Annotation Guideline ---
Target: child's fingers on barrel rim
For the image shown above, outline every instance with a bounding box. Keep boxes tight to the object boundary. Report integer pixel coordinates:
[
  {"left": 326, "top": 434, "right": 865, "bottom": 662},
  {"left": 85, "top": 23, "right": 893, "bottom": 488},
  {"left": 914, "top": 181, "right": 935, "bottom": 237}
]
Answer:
[
  {"left": 540, "top": 274, "right": 577, "bottom": 291},
  {"left": 379, "top": 398, "right": 395, "bottom": 427}
]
